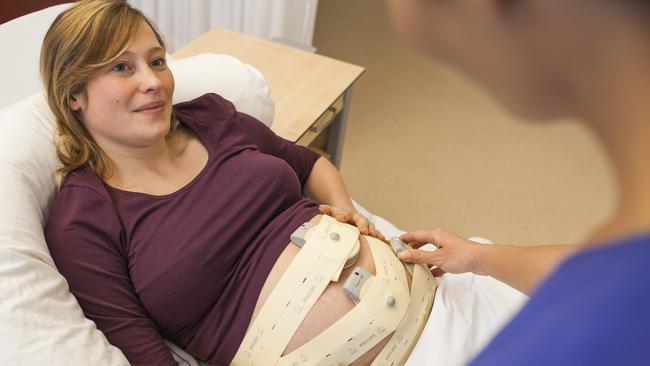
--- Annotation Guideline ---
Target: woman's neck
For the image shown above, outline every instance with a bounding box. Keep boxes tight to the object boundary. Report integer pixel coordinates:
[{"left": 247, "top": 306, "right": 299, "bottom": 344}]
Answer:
[{"left": 102, "top": 130, "right": 189, "bottom": 190}]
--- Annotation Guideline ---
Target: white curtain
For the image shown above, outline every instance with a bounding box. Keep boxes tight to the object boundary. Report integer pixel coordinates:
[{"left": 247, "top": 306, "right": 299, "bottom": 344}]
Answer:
[{"left": 129, "top": 0, "right": 319, "bottom": 52}]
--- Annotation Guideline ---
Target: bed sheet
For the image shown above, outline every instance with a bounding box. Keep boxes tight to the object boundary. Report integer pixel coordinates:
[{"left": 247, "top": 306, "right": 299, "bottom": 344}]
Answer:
[{"left": 356, "top": 201, "right": 528, "bottom": 366}]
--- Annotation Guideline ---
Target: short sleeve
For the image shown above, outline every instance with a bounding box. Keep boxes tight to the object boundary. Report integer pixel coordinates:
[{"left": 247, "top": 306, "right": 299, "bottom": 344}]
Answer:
[
  {"left": 174, "top": 93, "right": 322, "bottom": 186},
  {"left": 235, "top": 110, "right": 322, "bottom": 185},
  {"left": 45, "top": 186, "right": 176, "bottom": 366}
]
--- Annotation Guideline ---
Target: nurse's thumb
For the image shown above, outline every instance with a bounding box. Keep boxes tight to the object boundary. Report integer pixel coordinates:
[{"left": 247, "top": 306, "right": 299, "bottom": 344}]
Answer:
[
  {"left": 398, "top": 251, "right": 411, "bottom": 261},
  {"left": 400, "top": 249, "right": 439, "bottom": 266}
]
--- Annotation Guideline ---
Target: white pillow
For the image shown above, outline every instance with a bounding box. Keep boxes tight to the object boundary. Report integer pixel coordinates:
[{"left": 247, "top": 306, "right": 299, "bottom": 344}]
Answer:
[
  {"left": 0, "top": 94, "right": 128, "bottom": 365},
  {"left": 170, "top": 53, "right": 275, "bottom": 126},
  {"left": 0, "top": 53, "right": 275, "bottom": 365},
  {"left": 0, "top": 3, "right": 74, "bottom": 109}
]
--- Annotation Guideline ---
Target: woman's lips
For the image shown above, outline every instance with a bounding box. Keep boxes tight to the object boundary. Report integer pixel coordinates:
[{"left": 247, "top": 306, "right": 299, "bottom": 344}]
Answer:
[{"left": 134, "top": 101, "right": 166, "bottom": 114}]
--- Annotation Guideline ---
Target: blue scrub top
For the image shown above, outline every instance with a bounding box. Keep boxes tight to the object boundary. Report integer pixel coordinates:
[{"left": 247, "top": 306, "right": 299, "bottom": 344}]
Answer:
[{"left": 470, "top": 232, "right": 650, "bottom": 366}]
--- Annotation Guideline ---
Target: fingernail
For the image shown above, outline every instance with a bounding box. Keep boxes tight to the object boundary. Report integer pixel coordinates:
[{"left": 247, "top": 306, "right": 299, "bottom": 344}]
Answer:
[{"left": 398, "top": 252, "right": 410, "bottom": 261}]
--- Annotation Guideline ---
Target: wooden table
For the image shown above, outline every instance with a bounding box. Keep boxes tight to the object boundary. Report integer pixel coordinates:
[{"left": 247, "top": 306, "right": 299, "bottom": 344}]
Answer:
[{"left": 173, "top": 27, "right": 364, "bottom": 167}]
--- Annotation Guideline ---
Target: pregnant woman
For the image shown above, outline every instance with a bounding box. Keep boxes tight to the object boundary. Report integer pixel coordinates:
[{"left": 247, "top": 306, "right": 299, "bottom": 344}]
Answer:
[{"left": 43, "top": 1, "right": 426, "bottom": 365}]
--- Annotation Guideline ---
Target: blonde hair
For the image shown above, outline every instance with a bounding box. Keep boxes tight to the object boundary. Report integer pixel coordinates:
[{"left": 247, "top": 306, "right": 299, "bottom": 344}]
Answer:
[{"left": 40, "top": 0, "right": 179, "bottom": 185}]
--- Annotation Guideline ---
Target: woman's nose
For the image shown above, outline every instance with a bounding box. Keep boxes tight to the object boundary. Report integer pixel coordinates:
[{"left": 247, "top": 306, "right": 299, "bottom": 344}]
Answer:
[{"left": 138, "top": 66, "right": 163, "bottom": 93}]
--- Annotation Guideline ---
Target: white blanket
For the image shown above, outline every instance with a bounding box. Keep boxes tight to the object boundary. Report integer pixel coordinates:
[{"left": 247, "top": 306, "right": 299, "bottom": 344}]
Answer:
[{"left": 407, "top": 272, "right": 527, "bottom": 365}]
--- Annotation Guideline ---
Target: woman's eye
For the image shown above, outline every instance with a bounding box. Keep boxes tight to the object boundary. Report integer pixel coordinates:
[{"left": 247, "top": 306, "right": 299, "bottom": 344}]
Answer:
[
  {"left": 112, "top": 63, "right": 130, "bottom": 72},
  {"left": 151, "top": 58, "right": 166, "bottom": 68}
]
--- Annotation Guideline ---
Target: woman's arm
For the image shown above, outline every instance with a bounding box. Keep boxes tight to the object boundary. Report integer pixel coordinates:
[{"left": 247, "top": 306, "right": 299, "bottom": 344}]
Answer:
[
  {"left": 46, "top": 186, "right": 177, "bottom": 365},
  {"left": 230, "top": 108, "right": 382, "bottom": 238},
  {"left": 303, "top": 157, "right": 355, "bottom": 211},
  {"left": 399, "top": 229, "right": 580, "bottom": 294},
  {"left": 304, "top": 156, "right": 383, "bottom": 239}
]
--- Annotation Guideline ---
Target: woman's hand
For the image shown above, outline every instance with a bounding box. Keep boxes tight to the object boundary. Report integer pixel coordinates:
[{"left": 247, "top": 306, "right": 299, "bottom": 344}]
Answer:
[
  {"left": 398, "top": 229, "right": 482, "bottom": 276},
  {"left": 319, "top": 204, "right": 385, "bottom": 240}
]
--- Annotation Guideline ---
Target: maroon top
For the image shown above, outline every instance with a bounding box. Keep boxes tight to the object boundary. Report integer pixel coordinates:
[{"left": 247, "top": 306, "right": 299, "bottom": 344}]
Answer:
[{"left": 45, "top": 93, "right": 321, "bottom": 365}]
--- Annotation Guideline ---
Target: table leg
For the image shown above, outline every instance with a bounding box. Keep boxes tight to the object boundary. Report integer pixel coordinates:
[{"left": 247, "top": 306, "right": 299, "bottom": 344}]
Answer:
[{"left": 327, "top": 88, "right": 353, "bottom": 168}]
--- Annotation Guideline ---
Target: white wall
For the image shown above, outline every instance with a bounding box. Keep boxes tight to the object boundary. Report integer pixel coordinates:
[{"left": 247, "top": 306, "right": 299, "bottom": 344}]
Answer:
[{"left": 129, "top": 0, "right": 319, "bottom": 52}]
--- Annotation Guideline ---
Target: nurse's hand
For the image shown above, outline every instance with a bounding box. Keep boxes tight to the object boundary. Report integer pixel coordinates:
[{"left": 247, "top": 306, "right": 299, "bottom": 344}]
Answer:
[
  {"left": 398, "top": 229, "right": 482, "bottom": 276},
  {"left": 319, "top": 204, "right": 385, "bottom": 240}
]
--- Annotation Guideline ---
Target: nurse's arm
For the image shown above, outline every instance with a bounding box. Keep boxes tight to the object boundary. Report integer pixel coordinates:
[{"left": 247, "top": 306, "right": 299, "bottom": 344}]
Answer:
[{"left": 398, "top": 229, "right": 580, "bottom": 294}]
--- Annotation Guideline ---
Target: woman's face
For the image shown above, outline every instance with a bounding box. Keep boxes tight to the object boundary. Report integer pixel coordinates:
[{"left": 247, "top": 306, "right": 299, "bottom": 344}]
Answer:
[{"left": 70, "top": 21, "right": 175, "bottom": 153}]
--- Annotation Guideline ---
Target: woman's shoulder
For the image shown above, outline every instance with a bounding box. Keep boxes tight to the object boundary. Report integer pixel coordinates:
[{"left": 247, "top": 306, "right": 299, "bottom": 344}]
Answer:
[
  {"left": 173, "top": 93, "right": 237, "bottom": 126},
  {"left": 47, "top": 167, "right": 122, "bottom": 249},
  {"left": 52, "top": 166, "right": 117, "bottom": 221},
  {"left": 172, "top": 93, "right": 261, "bottom": 153},
  {"left": 60, "top": 166, "right": 109, "bottom": 197},
  {"left": 46, "top": 168, "right": 125, "bottom": 268}
]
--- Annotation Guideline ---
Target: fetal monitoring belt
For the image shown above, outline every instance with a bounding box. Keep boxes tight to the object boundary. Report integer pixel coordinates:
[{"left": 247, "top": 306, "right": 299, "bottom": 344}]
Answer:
[{"left": 231, "top": 215, "right": 436, "bottom": 366}]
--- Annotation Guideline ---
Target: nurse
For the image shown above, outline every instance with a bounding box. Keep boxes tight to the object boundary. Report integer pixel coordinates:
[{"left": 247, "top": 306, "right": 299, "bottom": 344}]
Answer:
[{"left": 387, "top": 0, "right": 650, "bottom": 363}]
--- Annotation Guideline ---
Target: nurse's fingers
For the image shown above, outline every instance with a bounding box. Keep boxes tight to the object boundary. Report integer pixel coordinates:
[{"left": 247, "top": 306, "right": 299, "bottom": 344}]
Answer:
[
  {"left": 399, "top": 229, "right": 446, "bottom": 249},
  {"left": 398, "top": 248, "right": 442, "bottom": 267},
  {"left": 431, "top": 267, "right": 446, "bottom": 277}
]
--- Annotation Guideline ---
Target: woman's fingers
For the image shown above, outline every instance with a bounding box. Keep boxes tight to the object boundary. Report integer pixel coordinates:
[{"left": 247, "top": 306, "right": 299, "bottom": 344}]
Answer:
[
  {"left": 319, "top": 205, "right": 385, "bottom": 239},
  {"left": 354, "top": 214, "right": 370, "bottom": 234},
  {"left": 318, "top": 204, "right": 333, "bottom": 216},
  {"left": 320, "top": 205, "right": 367, "bottom": 231},
  {"left": 319, "top": 205, "right": 351, "bottom": 222},
  {"left": 351, "top": 214, "right": 387, "bottom": 240},
  {"left": 336, "top": 209, "right": 353, "bottom": 223},
  {"left": 366, "top": 223, "right": 385, "bottom": 240},
  {"left": 369, "top": 223, "right": 385, "bottom": 240}
]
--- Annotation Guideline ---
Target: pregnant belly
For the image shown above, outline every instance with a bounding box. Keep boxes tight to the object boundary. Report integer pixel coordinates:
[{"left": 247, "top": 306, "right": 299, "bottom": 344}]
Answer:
[{"left": 249, "top": 214, "right": 413, "bottom": 365}]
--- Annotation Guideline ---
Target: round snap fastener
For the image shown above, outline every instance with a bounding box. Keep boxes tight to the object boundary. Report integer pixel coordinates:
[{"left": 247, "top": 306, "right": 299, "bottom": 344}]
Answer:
[
  {"left": 386, "top": 296, "right": 396, "bottom": 307},
  {"left": 330, "top": 232, "right": 340, "bottom": 241}
]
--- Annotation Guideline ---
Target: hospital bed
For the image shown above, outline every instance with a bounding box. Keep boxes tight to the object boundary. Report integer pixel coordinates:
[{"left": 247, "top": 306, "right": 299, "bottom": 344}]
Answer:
[{"left": 0, "top": 3, "right": 526, "bottom": 365}]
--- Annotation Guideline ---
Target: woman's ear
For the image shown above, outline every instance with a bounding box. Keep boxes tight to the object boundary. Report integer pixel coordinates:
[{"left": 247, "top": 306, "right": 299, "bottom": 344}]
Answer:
[{"left": 69, "top": 95, "right": 83, "bottom": 112}]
